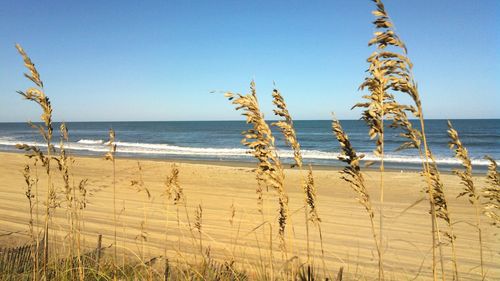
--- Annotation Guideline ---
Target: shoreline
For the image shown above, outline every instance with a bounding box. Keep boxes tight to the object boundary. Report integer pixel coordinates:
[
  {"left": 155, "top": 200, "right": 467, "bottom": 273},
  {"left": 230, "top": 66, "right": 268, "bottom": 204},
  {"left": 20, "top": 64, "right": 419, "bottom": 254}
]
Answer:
[{"left": 0, "top": 150, "right": 429, "bottom": 174}]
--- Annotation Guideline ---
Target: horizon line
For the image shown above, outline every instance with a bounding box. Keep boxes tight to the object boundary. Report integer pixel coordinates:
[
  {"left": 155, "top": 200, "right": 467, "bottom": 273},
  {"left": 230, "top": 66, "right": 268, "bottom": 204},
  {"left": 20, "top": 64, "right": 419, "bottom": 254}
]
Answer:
[{"left": 1, "top": 117, "right": 499, "bottom": 123}]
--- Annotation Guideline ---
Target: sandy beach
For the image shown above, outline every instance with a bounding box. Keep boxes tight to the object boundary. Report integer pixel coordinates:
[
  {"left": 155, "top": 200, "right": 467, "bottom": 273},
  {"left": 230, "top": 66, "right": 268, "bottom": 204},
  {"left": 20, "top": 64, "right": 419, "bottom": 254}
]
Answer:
[{"left": 0, "top": 151, "right": 498, "bottom": 280}]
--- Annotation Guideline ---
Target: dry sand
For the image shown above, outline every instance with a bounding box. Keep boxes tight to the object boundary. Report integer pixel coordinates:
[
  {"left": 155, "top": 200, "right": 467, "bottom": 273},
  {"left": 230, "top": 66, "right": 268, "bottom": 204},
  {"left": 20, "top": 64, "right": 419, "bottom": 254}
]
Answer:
[{"left": 0, "top": 152, "right": 498, "bottom": 280}]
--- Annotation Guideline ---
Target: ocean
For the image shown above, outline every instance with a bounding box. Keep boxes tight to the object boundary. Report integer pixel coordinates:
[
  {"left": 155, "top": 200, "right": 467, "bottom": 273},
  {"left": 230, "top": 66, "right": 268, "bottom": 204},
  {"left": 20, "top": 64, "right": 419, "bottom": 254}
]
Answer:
[{"left": 0, "top": 119, "right": 498, "bottom": 171}]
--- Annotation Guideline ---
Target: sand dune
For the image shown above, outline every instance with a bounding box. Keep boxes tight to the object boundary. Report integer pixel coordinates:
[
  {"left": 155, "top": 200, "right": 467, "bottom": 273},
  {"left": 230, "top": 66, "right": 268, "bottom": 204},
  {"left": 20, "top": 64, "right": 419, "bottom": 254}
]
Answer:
[{"left": 0, "top": 152, "right": 498, "bottom": 280}]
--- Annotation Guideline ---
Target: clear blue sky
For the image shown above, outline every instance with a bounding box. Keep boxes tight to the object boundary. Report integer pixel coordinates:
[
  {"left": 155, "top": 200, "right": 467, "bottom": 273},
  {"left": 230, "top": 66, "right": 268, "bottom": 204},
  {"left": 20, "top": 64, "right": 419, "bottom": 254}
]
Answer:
[{"left": 0, "top": 0, "right": 498, "bottom": 122}]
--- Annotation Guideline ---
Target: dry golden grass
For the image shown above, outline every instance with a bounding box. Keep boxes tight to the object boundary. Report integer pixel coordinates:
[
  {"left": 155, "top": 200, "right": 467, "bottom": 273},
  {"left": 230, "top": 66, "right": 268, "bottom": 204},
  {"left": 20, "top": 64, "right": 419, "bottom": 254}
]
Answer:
[
  {"left": 224, "top": 82, "right": 289, "bottom": 253},
  {"left": 358, "top": 1, "right": 463, "bottom": 279},
  {"left": 332, "top": 118, "right": 382, "bottom": 280},
  {"left": 483, "top": 157, "right": 500, "bottom": 227},
  {"left": 271, "top": 87, "right": 326, "bottom": 275},
  {"left": 15, "top": 43, "right": 55, "bottom": 280}
]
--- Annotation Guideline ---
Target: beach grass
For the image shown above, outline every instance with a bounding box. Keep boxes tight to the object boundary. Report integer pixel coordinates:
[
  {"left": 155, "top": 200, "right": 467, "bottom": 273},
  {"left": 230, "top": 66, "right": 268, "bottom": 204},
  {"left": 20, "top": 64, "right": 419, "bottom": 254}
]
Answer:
[{"left": 1, "top": 0, "right": 499, "bottom": 280}]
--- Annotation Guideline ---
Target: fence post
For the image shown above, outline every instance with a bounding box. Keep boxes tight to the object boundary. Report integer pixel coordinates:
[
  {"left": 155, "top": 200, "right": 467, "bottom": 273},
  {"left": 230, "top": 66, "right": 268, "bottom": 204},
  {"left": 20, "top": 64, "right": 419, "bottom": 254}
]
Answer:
[
  {"left": 28, "top": 244, "right": 34, "bottom": 272},
  {"left": 9, "top": 247, "right": 15, "bottom": 273},
  {"left": 336, "top": 266, "right": 344, "bottom": 281},
  {"left": 95, "top": 234, "right": 102, "bottom": 273},
  {"left": 0, "top": 247, "right": 4, "bottom": 272},
  {"left": 20, "top": 246, "right": 27, "bottom": 273},
  {"left": 23, "top": 245, "right": 30, "bottom": 272},
  {"left": 17, "top": 245, "right": 25, "bottom": 273},
  {"left": 164, "top": 258, "right": 170, "bottom": 281}
]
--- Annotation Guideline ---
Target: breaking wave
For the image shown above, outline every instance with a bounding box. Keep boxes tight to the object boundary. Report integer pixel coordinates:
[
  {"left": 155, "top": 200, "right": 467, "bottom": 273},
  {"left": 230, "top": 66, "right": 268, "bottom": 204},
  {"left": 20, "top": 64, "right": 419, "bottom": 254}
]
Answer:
[{"left": 0, "top": 137, "right": 496, "bottom": 166}]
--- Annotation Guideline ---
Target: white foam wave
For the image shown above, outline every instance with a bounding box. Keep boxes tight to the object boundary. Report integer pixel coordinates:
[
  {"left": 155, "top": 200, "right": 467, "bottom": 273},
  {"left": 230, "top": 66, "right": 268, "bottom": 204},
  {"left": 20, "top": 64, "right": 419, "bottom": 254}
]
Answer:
[
  {"left": 0, "top": 138, "right": 497, "bottom": 166},
  {"left": 77, "top": 139, "right": 104, "bottom": 145},
  {"left": 284, "top": 150, "right": 497, "bottom": 166},
  {"left": 113, "top": 141, "right": 249, "bottom": 156}
]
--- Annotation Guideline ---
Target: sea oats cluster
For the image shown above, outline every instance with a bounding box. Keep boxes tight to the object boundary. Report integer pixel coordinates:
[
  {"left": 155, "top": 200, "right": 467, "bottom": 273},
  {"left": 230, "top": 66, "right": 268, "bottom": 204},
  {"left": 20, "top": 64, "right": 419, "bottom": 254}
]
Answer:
[
  {"left": 271, "top": 88, "right": 302, "bottom": 168},
  {"left": 104, "top": 129, "right": 117, "bottom": 162},
  {"left": 13, "top": 44, "right": 94, "bottom": 280},
  {"left": 483, "top": 157, "right": 500, "bottom": 226},
  {"left": 270, "top": 87, "right": 325, "bottom": 269},
  {"left": 57, "top": 123, "right": 72, "bottom": 206},
  {"left": 15, "top": 44, "right": 55, "bottom": 279},
  {"left": 360, "top": 1, "right": 463, "bottom": 279},
  {"left": 332, "top": 118, "right": 383, "bottom": 279},
  {"left": 224, "top": 81, "right": 288, "bottom": 244},
  {"left": 448, "top": 121, "right": 477, "bottom": 202},
  {"left": 22, "top": 164, "right": 36, "bottom": 240},
  {"left": 165, "top": 164, "right": 184, "bottom": 205},
  {"left": 332, "top": 119, "right": 373, "bottom": 220},
  {"left": 303, "top": 166, "right": 320, "bottom": 225},
  {"left": 448, "top": 120, "right": 488, "bottom": 278}
]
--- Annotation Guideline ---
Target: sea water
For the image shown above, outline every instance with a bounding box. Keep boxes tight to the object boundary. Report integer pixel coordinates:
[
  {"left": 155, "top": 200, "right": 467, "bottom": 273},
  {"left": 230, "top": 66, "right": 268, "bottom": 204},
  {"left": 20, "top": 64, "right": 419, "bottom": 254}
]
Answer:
[{"left": 0, "top": 119, "right": 498, "bottom": 171}]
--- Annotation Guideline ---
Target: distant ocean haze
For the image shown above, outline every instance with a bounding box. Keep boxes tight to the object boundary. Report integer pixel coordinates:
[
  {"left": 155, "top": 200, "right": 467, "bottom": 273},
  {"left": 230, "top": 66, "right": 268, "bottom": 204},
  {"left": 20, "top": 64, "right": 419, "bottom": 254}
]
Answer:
[{"left": 0, "top": 120, "right": 498, "bottom": 171}]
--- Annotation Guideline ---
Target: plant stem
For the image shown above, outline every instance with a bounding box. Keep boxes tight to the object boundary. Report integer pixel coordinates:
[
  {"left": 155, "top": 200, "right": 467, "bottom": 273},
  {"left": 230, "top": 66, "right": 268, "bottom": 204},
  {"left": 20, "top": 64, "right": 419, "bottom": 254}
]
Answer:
[
  {"left": 418, "top": 114, "right": 448, "bottom": 281},
  {"left": 113, "top": 156, "right": 117, "bottom": 277},
  {"left": 43, "top": 140, "right": 52, "bottom": 280},
  {"left": 378, "top": 164, "right": 384, "bottom": 280},
  {"left": 474, "top": 200, "right": 484, "bottom": 279}
]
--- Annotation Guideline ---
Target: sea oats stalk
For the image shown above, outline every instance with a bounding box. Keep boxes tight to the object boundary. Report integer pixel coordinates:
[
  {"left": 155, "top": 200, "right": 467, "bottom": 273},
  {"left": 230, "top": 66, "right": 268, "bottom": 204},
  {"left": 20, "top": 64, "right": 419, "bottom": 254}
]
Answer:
[
  {"left": 271, "top": 88, "right": 305, "bottom": 246},
  {"left": 354, "top": 7, "right": 418, "bottom": 274},
  {"left": 271, "top": 88, "right": 325, "bottom": 272},
  {"left": 228, "top": 201, "right": 243, "bottom": 260},
  {"left": 355, "top": 31, "right": 391, "bottom": 281},
  {"left": 15, "top": 43, "right": 54, "bottom": 278},
  {"left": 162, "top": 164, "right": 177, "bottom": 266},
  {"left": 427, "top": 159, "right": 459, "bottom": 280},
  {"left": 332, "top": 118, "right": 382, "bottom": 279},
  {"left": 104, "top": 128, "right": 118, "bottom": 273},
  {"left": 162, "top": 197, "right": 170, "bottom": 264},
  {"left": 303, "top": 166, "right": 326, "bottom": 275},
  {"left": 483, "top": 156, "right": 499, "bottom": 227},
  {"left": 447, "top": 120, "right": 484, "bottom": 278},
  {"left": 60, "top": 125, "right": 86, "bottom": 280},
  {"left": 76, "top": 179, "right": 88, "bottom": 235},
  {"left": 55, "top": 122, "right": 80, "bottom": 279},
  {"left": 131, "top": 162, "right": 152, "bottom": 262},
  {"left": 75, "top": 178, "right": 88, "bottom": 279},
  {"left": 166, "top": 164, "right": 184, "bottom": 205},
  {"left": 32, "top": 158, "right": 41, "bottom": 278},
  {"left": 23, "top": 165, "right": 36, "bottom": 241},
  {"left": 271, "top": 88, "right": 302, "bottom": 168},
  {"left": 195, "top": 204, "right": 203, "bottom": 255},
  {"left": 363, "top": 1, "right": 459, "bottom": 279},
  {"left": 74, "top": 176, "right": 88, "bottom": 261},
  {"left": 22, "top": 164, "right": 37, "bottom": 280},
  {"left": 229, "top": 202, "right": 236, "bottom": 228},
  {"left": 56, "top": 124, "right": 71, "bottom": 247},
  {"left": 165, "top": 164, "right": 184, "bottom": 252},
  {"left": 224, "top": 81, "right": 288, "bottom": 251},
  {"left": 302, "top": 167, "right": 320, "bottom": 229}
]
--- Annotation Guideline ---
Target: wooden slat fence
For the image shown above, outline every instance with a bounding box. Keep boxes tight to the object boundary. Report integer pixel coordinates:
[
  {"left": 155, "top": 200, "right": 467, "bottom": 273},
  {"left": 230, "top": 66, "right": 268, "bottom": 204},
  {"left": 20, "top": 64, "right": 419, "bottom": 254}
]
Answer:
[
  {"left": 0, "top": 236, "right": 43, "bottom": 274},
  {"left": 0, "top": 234, "right": 103, "bottom": 276}
]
